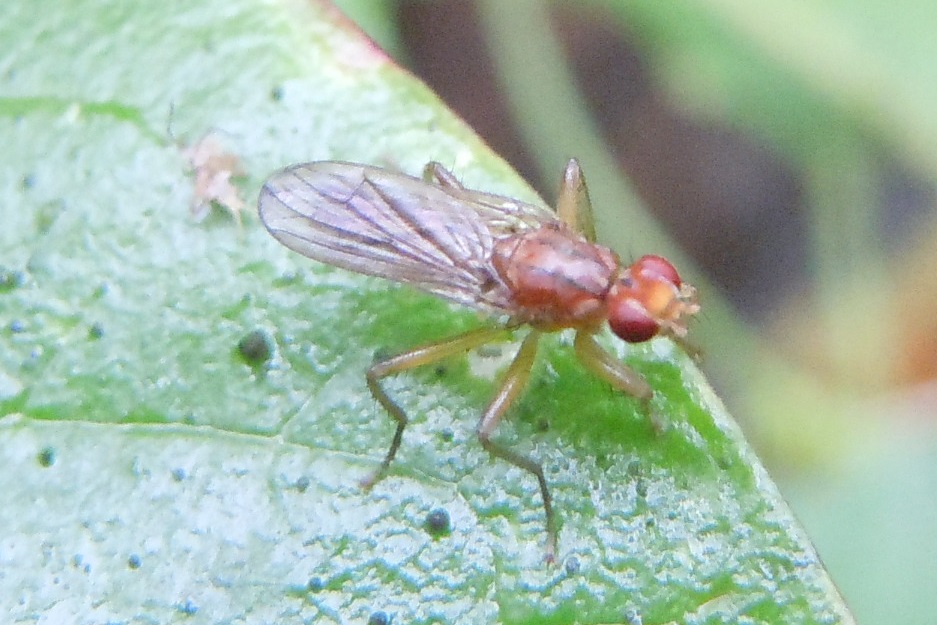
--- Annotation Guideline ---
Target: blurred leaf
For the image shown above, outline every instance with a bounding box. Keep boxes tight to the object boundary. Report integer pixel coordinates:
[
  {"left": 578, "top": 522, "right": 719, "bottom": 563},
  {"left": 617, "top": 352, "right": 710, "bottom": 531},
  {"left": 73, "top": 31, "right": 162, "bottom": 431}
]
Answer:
[
  {"left": 785, "top": 425, "right": 937, "bottom": 625},
  {"left": 0, "top": 1, "right": 853, "bottom": 623},
  {"left": 605, "top": 0, "right": 937, "bottom": 175}
]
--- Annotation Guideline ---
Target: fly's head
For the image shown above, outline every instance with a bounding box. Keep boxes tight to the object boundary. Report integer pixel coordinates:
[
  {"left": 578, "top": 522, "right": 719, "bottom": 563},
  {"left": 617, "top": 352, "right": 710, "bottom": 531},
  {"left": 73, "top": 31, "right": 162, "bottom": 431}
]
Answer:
[{"left": 606, "top": 255, "right": 699, "bottom": 343}]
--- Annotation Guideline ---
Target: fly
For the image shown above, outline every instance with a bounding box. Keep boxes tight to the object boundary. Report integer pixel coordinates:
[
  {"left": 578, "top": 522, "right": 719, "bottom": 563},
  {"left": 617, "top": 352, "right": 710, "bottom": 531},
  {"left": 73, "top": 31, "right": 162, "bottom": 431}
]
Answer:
[{"left": 258, "top": 159, "right": 699, "bottom": 560}]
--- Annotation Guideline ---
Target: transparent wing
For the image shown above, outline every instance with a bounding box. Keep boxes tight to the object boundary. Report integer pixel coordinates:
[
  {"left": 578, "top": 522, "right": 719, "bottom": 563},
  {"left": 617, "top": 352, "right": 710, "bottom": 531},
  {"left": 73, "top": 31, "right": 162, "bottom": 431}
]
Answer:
[{"left": 258, "top": 161, "right": 557, "bottom": 314}]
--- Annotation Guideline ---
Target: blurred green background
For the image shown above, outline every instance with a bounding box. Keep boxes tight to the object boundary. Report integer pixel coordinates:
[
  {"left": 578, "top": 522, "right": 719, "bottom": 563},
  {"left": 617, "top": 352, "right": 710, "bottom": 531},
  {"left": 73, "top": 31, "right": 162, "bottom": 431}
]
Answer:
[{"left": 339, "top": 1, "right": 937, "bottom": 624}]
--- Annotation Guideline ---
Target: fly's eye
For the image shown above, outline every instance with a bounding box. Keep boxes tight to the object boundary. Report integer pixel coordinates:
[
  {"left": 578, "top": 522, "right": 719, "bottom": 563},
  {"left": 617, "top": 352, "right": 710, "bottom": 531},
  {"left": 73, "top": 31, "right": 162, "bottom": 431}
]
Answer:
[
  {"left": 633, "top": 254, "right": 681, "bottom": 287},
  {"left": 608, "top": 298, "right": 660, "bottom": 343},
  {"left": 608, "top": 254, "right": 686, "bottom": 343}
]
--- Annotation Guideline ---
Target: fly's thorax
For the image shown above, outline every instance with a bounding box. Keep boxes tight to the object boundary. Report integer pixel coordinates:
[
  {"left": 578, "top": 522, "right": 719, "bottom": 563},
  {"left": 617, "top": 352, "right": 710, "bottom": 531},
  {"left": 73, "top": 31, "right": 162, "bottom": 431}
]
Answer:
[{"left": 491, "top": 225, "right": 620, "bottom": 329}]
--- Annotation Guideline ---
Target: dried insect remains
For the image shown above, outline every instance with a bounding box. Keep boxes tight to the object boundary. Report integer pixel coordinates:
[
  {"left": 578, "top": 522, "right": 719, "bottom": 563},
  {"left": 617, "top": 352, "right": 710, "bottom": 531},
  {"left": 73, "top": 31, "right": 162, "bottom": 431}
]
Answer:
[{"left": 258, "top": 159, "right": 699, "bottom": 560}]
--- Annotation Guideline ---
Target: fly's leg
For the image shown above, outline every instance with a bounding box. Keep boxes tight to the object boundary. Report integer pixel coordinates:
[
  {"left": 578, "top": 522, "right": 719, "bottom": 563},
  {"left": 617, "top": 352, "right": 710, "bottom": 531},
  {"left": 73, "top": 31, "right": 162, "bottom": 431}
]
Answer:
[
  {"left": 423, "top": 162, "right": 464, "bottom": 190},
  {"left": 573, "top": 331, "right": 663, "bottom": 431},
  {"left": 555, "top": 158, "right": 597, "bottom": 243},
  {"left": 475, "top": 330, "right": 558, "bottom": 561},
  {"left": 667, "top": 331, "right": 703, "bottom": 363},
  {"left": 362, "top": 326, "right": 507, "bottom": 489}
]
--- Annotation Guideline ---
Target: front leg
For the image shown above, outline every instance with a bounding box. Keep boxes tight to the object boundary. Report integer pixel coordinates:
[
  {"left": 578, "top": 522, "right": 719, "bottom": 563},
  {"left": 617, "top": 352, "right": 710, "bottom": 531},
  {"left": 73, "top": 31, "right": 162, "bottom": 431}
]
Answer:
[{"left": 573, "top": 331, "right": 662, "bottom": 431}]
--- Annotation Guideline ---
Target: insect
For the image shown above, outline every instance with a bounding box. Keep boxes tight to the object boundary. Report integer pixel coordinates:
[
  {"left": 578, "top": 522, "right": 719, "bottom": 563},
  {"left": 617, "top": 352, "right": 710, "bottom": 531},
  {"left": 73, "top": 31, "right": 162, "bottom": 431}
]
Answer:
[
  {"left": 258, "top": 159, "right": 699, "bottom": 560},
  {"left": 181, "top": 132, "right": 246, "bottom": 224}
]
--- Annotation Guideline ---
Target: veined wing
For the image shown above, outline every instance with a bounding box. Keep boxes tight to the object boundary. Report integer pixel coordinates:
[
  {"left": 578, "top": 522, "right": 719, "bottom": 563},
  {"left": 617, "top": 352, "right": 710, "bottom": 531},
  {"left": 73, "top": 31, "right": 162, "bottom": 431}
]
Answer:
[{"left": 258, "top": 161, "right": 557, "bottom": 313}]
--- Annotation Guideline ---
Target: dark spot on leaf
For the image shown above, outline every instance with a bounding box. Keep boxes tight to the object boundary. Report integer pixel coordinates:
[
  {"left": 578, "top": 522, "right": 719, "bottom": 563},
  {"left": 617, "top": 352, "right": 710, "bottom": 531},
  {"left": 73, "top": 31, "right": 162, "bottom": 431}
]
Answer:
[
  {"left": 594, "top": 452, "right": 610, "bottom": 470},
  {"left": 536, "top": 417, "right": 550, "bottom": 432},
  {"left": 37, "top": 446, "right": 55, "bottom": 467},
  {"left": 21, "top": 173, "right": 35, "bottom": 189},
  {"left": 635, "top": 479, "right": 647, "bottom": 498},
  {"left": 367, "top": 610, "right": 389, "bottom": 625},
  {"left": 70, "top": 554, "right": 90, "bottom": 574},
  {"left": 295, "top": 476, "right": 310, "bottom": 493},
  {"left": 271, "top": 85, "right": 284, "bottom": 101},
  {"left": 35, "top": 199, "right": 64, "bottom": 234},
  {"left": 171, "top": 468, "right": 186, "bottom": 482},
  {"left": 307, "top": 576, "right": 324, "bottom": 592},
  {"left": 0, "top": 268, "right": 23, "bottom": 292},
  {"left": 88, "top": 323, "right": 104, "bottom": 340},
  {"left": 178, "top": 599, "right": 198, "bottom": 615},
  {"left": 564, "top": 555, "right": 580, "bottom": 575},
  {"left": 434, "top": 364, "right": 447, "bottom": 377},
  {"left": 128, "top": 554, "right": 141, "bottom": 569},
  {"left": 238, "top": 329, "right": 273, "bottom": 364},
  {"left": 272, "top": 271, "right": 302, "bottom": 287},
  {"left": 424, "top": 507, "right": 451, "bottom": 537},
  {"left": 439, "top": 428, "right": 454, "bottom": 443},
  {"left": 9, "top": 320, "right": 25, "bottom": 333},
  {"left": 627, "top": 459, "right": 641, "bottom": 476}
]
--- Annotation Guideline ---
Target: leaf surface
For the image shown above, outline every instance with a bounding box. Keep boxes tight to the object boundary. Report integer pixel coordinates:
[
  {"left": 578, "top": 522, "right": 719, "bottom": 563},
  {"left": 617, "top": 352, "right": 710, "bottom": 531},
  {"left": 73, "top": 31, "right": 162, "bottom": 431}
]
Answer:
[{"left": 0, "top": 1, "right": 853, "bottom": 623}]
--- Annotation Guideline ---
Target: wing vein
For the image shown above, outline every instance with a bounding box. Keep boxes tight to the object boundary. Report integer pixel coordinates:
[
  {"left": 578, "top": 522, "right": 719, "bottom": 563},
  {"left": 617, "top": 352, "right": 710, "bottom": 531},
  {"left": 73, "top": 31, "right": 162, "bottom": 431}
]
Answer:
[{"left": 258, "top": 161, "right": 561, "bottom": 315}]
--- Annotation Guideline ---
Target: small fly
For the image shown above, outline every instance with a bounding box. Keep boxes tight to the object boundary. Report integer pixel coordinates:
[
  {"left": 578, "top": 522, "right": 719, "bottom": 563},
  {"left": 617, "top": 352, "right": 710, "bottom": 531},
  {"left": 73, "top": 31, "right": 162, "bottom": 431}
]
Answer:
[{"left": 258, "top": 159, "right": 699, "bottom": 560}]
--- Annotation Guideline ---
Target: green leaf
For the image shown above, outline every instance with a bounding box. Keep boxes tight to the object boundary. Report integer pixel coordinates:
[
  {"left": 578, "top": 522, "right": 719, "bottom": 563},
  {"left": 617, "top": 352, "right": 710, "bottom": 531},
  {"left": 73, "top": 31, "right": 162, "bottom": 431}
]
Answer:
[{"left": 0, "top": 1, "right": 854, "bottom": 623}]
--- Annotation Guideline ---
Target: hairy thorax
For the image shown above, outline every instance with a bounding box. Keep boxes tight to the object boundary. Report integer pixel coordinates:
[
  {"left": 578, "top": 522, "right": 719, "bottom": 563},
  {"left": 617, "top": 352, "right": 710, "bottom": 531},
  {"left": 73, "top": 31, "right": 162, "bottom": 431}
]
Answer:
[{"left": 491, "top": 224, "right": 620, "bottom": 330}]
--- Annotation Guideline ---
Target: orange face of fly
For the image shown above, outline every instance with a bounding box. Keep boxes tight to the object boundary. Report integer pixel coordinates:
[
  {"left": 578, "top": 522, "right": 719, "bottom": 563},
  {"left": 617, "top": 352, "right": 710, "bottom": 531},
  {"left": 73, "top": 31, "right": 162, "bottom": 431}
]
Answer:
[{"left": 606, "top": 255, "right": 699, "bottom": 344}]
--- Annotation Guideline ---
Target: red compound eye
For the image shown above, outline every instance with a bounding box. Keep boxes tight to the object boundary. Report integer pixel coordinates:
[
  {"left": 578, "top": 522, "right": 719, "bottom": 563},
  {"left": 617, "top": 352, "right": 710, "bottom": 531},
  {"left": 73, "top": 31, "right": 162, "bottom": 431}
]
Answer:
[
  {"left": 606, "top": 255, "right": 687, "bottom": 343},
  {"left": 608, "top": 298, "right": 659, "bottom": 343},
  {"left": 633, "top": 254, "right": 681, "bottom": 287}
]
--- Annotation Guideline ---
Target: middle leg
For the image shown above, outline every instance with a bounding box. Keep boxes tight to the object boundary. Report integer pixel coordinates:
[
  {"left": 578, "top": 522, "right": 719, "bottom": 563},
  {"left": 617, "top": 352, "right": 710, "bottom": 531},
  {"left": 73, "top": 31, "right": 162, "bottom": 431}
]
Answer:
[{"left": 474, "top": 330, "right": 559, "bottom": 560}]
